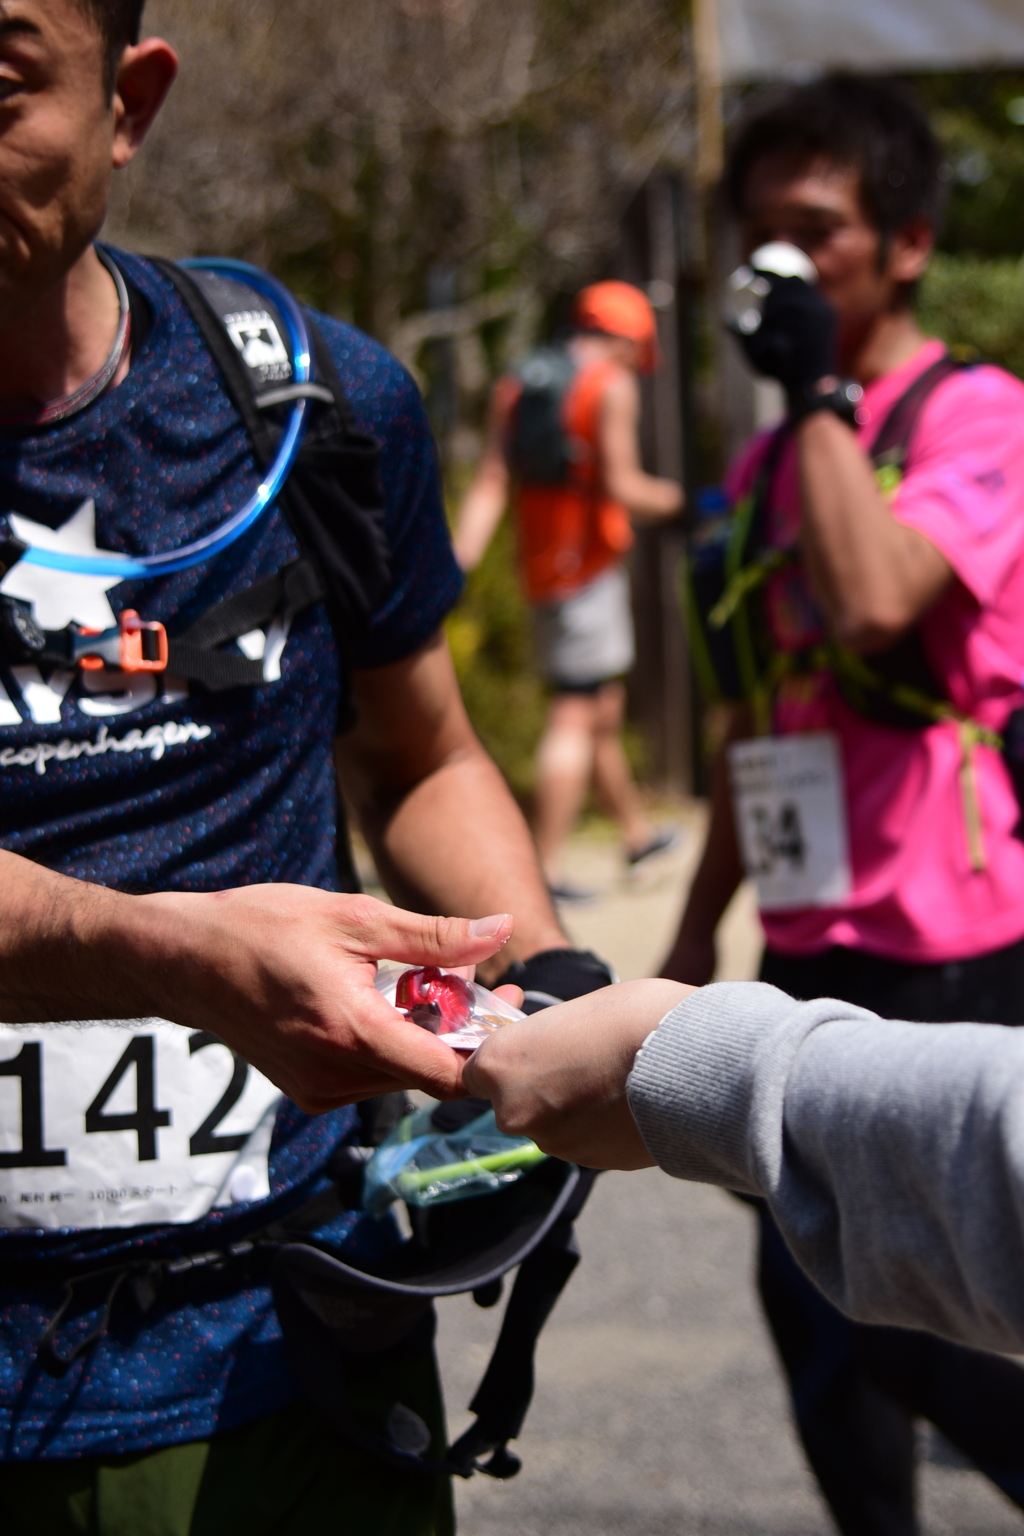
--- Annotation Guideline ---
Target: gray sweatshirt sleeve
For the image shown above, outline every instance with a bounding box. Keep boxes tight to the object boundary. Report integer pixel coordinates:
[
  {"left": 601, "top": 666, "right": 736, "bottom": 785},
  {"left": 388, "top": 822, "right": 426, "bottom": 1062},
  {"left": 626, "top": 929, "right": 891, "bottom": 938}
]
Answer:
[{"left": 626, "top": 981, "right": 1024, "bottom": 1354}]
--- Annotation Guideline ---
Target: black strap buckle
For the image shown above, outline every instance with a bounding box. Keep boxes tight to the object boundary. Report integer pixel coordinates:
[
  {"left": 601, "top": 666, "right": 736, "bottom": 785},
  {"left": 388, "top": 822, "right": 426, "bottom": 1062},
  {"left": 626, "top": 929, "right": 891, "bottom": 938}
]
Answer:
[
  {"left": 37, "top": 1263, "right": 156, "bottom": 1377},
  {"left": 35, "top": 1239, "right": 265, "bottom": 1377},
  {"left": 0, "top": 594, "right": 46, "bottom": 659},
  {"left": 73, "top": 611, "right": 169, "bottom": 673},
  {"left": 0, "top": 515, "right": 27, "bottom": 579}
]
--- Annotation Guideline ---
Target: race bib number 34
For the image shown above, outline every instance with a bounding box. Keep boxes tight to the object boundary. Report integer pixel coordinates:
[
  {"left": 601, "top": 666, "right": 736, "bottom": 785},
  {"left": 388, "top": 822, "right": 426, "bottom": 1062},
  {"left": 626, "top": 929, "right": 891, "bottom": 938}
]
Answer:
[
  {"left": 728, "top": 732, "right": 852, "bottom": 912},
  {"left": 0, "top": 1020, "right": 282, "bottom": 1231}
]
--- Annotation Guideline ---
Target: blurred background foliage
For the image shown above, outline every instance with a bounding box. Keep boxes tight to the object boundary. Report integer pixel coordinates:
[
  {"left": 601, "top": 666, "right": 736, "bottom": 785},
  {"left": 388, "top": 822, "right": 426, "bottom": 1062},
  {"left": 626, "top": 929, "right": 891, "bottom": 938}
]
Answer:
[
  {"left": 918, "top": 255, "right": 1024, "bottom": 378},
  {"left": 121, "top": 0, "right": 691, "bottom": 380},
  {"left": 917, "top": 71, "right": 1024, "bottom": 258},
  {"left": 915, "top": 71, "right": 1024, "bottom": 382},
  {"left": 112, "top": 11, "right": 1024, "bottom": 797},
  {"left": 117, "top": 0, "right": 691, "bottom": 800}
]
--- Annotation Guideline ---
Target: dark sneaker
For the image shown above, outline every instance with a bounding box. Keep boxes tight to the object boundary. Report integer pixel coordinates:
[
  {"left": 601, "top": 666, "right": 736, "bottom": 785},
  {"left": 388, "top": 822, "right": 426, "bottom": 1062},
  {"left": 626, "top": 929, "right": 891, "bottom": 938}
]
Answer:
[{"left": 626, "top": 827, "right": 680, "bottom": 868}]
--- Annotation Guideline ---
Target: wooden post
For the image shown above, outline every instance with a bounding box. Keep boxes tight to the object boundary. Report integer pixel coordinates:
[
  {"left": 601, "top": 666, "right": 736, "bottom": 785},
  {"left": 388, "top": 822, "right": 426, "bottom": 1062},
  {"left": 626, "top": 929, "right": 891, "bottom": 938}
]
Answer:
[
  {"left": 693, "top": 0, "right": 764, "bottom": 469},
  {"left": 614, "top": 177, "right": 693, "bottom": 796},
  {"left": 610, "top": 0, "right": 733, "bottom": 797},
  {"left": 694, "top": 0, "right": 724, "bottom": 192},
  {"left": 646, "top": 179, "right": 692, "bottom": 795}
]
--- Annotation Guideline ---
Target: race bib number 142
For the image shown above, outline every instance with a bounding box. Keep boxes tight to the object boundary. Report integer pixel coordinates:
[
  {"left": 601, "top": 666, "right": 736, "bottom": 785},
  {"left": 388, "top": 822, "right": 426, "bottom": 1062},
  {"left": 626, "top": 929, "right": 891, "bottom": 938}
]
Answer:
[
  {"left": 0, "top": 1020, "right": 282, "bottom": 1231},
  {"left": 728, "top": 732, "right": 852, "bottom": 912}
]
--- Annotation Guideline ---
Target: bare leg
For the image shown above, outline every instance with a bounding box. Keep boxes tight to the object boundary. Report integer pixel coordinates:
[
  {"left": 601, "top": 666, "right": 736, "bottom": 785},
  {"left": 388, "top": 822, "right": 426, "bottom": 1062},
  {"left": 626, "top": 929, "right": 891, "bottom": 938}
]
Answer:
[
  {"left": 534, "top": 692, "right": 598, "bottom": 881},
  {"left": 591, "top": 681, "right": 653, "bottom": 854}
]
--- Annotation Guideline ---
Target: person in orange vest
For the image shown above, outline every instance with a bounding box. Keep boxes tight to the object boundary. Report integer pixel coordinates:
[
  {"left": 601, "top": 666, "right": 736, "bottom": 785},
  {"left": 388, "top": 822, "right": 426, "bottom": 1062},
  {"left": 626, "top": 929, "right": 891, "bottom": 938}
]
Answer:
[{"left": 455, "top": 282, "right": 684, "bottom": 900}]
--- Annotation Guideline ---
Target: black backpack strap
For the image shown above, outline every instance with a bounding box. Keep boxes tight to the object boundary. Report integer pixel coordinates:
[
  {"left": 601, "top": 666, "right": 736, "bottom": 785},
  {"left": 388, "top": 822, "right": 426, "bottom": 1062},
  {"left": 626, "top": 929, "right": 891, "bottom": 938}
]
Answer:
[
  {"left": 173, "top": 557, "right": 323, "bottom": 653},
  {"left": 829, "top": 353, "right": 966, "bottom": 727},
  {"left": 0, "top": 557, "right": 325, "bottom": 692},
  {"left": 270, "top": 1157, "right": 597, "bottom": 1480},
  {"left": 150, "top": 258, "right": 392, "bottom": 658},
  {"left": 869, "top": 353, "right": 964, "bottom": 472},
  {"left": 446, "top": 1167, "right": 599, "bottom": 1478},
  {"left": 748, "top": 420, "right": 792, "bottom": 546},
  {"left": 166, "top": 556, "right": 325, "bottom": 691},
  {"left": 153, "top": 261, "right": 289, "bottom": 463}
]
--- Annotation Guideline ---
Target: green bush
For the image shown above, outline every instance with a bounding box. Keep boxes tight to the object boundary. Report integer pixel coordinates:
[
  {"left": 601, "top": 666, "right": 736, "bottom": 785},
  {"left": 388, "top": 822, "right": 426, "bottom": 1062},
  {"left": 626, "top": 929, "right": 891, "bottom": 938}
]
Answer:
[
  {"left": 913, "top": 71, "right": 1024, "bottom": 260},
  {"left": 918, "top": 253, "right": 1024, "bottom": 378}
]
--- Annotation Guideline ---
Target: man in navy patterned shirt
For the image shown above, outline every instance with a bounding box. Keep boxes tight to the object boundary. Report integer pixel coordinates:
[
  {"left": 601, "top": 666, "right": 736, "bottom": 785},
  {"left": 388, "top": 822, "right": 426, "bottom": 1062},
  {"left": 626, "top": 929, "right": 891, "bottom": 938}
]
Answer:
[{"left": 0, "top": 3, "right": 576, "bottom": 1531}]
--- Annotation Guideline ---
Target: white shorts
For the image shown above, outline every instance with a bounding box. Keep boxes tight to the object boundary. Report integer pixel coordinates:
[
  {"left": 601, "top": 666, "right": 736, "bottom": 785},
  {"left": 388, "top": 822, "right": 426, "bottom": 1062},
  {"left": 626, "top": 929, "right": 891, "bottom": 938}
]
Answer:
[{"left": 532, "top": 565, "right": 635, "bottom": 690}]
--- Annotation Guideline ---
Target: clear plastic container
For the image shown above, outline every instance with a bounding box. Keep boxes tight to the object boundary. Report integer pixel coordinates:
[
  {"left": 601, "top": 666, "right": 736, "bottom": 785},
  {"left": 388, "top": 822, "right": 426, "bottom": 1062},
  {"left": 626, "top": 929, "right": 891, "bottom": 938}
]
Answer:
[
  {"left": 374, "top": 963, "right": 525, "bottom": 1051},
  {"left": 362, "top": 1100, "right": 545, "bottom": 1215}
]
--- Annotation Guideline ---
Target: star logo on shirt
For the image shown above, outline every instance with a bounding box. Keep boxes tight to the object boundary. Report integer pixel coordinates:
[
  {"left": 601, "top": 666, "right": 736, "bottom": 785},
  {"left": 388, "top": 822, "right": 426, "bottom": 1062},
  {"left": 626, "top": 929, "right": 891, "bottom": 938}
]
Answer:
[{"left": 1, "top": 499, "right": 124, "bottom": 630}]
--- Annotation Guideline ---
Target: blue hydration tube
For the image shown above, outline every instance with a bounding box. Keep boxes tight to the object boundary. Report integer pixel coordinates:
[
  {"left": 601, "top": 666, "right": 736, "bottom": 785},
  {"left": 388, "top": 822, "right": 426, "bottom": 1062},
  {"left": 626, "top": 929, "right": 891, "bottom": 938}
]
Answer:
[{"left": 16, "top": 258, "right": 314, "bottom": 580}]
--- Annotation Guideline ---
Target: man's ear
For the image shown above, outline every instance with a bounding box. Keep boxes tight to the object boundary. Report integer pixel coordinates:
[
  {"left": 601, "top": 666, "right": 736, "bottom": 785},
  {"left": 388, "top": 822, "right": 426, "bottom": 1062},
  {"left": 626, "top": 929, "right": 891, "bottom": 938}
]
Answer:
[
  {"left": 887, "top": 217, "right": 934, "bottom": 287},
  {"left": 110, "top": 38, "right": 179, "bottom": 170}
]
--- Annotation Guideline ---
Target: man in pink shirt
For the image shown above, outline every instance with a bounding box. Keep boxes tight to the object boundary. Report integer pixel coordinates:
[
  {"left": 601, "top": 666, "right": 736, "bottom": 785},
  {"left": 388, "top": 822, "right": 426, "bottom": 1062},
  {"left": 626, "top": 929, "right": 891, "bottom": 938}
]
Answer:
[{"left": 664, "top": 75, "right": 1024, "bottom": 1534}]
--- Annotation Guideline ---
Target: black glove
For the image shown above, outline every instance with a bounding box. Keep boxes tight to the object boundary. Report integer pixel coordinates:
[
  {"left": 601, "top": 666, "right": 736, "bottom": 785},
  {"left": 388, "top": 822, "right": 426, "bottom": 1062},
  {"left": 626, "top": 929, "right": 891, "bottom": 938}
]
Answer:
[
  {"left": 493, "top": 947, "right": 615, "bottom": 1014},
  {"left": 735, "top": 272, "right": 838, "bottom": 412}
]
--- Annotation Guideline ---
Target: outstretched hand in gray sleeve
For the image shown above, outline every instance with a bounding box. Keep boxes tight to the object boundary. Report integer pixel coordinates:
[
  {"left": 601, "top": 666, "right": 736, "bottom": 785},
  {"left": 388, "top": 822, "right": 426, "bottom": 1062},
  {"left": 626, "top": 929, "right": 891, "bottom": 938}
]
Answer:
[{"left": 467, "top": 976, "right": 1024, "bottom": 1355}]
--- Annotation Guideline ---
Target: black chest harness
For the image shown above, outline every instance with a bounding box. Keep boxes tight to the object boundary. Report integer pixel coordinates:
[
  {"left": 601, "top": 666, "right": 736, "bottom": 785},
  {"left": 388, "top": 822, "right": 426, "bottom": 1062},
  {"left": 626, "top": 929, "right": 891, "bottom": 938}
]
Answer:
[
  {"left": 686, "top": 355, "right": 967, "bottom": 726},
  {"left": 686, "top": 354, "right": 1024, "bottom": 866},
  {"left": 0, "top": 260, "right": 391, "bottom": 711}
]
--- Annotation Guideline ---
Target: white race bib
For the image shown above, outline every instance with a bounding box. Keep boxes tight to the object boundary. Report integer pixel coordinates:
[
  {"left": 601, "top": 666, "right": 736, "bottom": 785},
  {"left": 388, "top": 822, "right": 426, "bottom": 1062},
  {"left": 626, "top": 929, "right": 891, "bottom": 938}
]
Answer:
[
  {"left": 728, "top": 732, "right": 851, "bottom": 912},
  {"left": 0, "top": 1020, "right": 282, "bottom": 1231}
]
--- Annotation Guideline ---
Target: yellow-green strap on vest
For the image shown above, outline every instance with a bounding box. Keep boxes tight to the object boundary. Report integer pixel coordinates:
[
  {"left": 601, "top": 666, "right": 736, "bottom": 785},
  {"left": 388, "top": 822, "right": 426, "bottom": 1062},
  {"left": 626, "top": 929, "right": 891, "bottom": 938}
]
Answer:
[{"left": 781, "top": 641, "right": 997, "bottom": 872}]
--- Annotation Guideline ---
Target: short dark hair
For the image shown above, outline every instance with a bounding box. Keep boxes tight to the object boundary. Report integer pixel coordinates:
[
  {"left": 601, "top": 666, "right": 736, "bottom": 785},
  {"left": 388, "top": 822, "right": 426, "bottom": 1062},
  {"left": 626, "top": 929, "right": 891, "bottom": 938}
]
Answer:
[
  {"left": 724, "top": 74, "right": 945, "bottom": 242},
  {"left": 74, "top": 0, "right": 146, "bottom": 95}
]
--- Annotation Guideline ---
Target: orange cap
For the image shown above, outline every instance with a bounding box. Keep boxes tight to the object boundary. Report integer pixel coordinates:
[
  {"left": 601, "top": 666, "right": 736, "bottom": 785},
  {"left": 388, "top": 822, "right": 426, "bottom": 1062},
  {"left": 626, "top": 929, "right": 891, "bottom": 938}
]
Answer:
[{"left": 572, "top": 280, "right": 660, "bottom": 373}]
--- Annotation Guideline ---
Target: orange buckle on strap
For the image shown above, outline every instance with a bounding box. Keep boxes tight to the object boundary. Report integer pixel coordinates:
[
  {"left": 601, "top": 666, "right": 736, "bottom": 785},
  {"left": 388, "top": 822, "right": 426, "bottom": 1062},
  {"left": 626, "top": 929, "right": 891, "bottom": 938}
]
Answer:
[
  {"left": 77, "top": 645, "right": 105, "bottom": 673},
  {"left": 119, "top": 610, "right": 168, "bottom": 672}
]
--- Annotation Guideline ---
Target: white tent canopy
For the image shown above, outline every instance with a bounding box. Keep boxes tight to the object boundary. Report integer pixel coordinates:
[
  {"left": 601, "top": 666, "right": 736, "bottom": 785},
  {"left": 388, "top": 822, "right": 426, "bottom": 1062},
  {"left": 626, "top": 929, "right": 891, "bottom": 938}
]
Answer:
[{"left": 717, "top": 0, "right": 1024, "bottom": 82}]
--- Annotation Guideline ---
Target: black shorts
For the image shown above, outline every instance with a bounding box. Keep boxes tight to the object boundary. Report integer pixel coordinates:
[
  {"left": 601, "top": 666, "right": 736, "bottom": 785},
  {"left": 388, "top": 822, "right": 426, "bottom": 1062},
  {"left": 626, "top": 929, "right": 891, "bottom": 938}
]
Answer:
[
  {"left": 548, "top": 675, "right": 621, "bottom": 697},
  {"left": 761, "top": 934, "right": 1024, "bottom": 1025}
]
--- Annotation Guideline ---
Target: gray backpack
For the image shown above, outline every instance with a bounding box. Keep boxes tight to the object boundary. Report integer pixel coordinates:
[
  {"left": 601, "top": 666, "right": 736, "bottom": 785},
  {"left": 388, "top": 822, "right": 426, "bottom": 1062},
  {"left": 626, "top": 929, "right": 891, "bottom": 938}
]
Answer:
[{"left": 506, "top": 346, "right": 578, "bottom": 485}]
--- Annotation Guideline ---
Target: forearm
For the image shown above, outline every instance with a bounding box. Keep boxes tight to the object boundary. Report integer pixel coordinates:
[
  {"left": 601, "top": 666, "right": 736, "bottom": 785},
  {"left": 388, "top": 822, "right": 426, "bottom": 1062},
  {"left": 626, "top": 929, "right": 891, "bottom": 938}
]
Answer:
[
  {"left": 682, "top": 756, "right": 744, "bottom": 936},
  {"left": 353, "top": 742, "right": 565, "bottom": 976},
  {"left": 1, "top": 840, "right": 518, "bottom": 1105},
  {"left": 598, "top": 371, "right": 682, "bottom": 521},
  {"left": 628, "top": 982, "right": 1024, "bottom": 1353},
  {"left": 0, "top": 850, "right": 167, "bottom": 1022},
  {"left": 797, "top": 412, "right": 950, "bottom": 649},
  {"left": 341, "top": 636, "right": 566, "bottom": 978},
  {"left": 453, "top": 469, "right": 507, "bottom": 571},
  {"left": 609, "top": 468, "right": 683, "bottom": 521}
]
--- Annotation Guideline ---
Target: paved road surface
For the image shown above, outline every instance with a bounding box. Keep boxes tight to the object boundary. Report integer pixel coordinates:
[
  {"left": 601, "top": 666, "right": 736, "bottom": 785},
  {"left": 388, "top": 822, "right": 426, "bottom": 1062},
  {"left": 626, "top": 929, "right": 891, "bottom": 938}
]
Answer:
[{"left": 431, "top": 808, "right": 1023, "bottom": 1535}]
